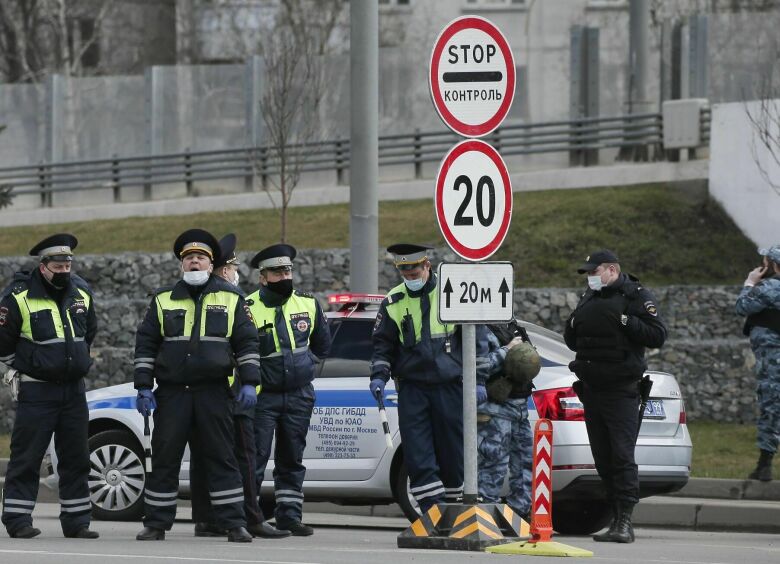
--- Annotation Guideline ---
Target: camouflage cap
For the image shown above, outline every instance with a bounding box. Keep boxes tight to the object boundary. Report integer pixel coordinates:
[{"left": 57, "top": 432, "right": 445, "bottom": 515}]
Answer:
[{"left": 758, "top": 245, "right": 780, "bottom": 264}]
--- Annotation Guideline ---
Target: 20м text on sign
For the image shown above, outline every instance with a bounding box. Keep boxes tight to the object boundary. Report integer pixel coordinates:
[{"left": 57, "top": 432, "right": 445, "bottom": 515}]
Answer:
[
  {"left": 435, "top": 139, "right": 513, "bottom": 261},
  {"left": 429, "top": 16, "right": 516, "bottom": 137}
]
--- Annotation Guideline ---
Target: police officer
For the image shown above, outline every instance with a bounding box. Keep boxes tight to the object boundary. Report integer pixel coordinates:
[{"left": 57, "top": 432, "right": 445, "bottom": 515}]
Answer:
[
  {"left": 564, "top": 249, "right": 667, "bottom": 543},
  {"left": 0, "top": 234, "right": 99, "bottom": 539},
  {"left": 370, "top": 244, "right": 487, "bottom": 513},
  {"left": 736, "top": 244, "right": 780, "bottom": 482},
  {"left": 247, "top": 244, "right": 331, "bottom": 536},
  {"left": 134, "top": 229, "right": 259, "bottom": 542},
  {"left": 189, "top": 235, "right": 290, "bottom": 538},
  {"left": 476, "top": 325, "right": 532, "bottom": 520}
]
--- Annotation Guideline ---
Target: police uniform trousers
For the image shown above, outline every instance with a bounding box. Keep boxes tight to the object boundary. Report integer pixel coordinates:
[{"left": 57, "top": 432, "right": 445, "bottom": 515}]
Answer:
[
  {"left": 190, "top": 412, "right": 264, "bottom": 527},
  {"left": 755, "top": 347, "right": 780, "bottom": 454},
  {"left": 398, "top": 380, "right": 464, "bottom": 513},
  {"left": 477, "top": 397, "right": 533, "bottom": 516},
  {"left": 254, "top": 384, "right": 315, "bottom": 528},
  {"left": 1, "top": 379, "right": 91, "bottom": 537},
  {"left": 579, "top": 381, "right": 641, "bottom": 505},
  {"left": 143, "top": 383, "right": 246, "bottom": 530}
]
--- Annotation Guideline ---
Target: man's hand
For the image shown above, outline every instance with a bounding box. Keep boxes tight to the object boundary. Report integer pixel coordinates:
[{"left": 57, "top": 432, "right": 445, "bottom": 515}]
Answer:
[
  {"left": 745, "top": 266, "right": 769, "bottom": 287},
  {"left": 506, "top": 336, "right": 524, "bottom": 349},
  {"left": 370, "top": 378, "right": 386, "bottom": 397},
  {"left": 236, "top": 384, "right": 257, "bottom": 410},
  {"left": 476, "top": 385, "right": 487, "bottom": 404},
  {"left": 136, "top": 389, "right": 156, "bottom": 417}
]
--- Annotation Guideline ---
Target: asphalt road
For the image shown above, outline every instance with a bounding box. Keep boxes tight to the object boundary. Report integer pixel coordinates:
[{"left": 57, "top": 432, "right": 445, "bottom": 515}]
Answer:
[{"left": 0, "top": 504, "right": 778, "bottom": 564}]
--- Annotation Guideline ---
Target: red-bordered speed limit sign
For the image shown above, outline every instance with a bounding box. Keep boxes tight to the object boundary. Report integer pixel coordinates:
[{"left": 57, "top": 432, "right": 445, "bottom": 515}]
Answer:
[
  {"left": 435, "top": 139, "right": 513, "bottom": 261},
  {"left": 429, "top": 16, "right": 516, "bottom": 138}
]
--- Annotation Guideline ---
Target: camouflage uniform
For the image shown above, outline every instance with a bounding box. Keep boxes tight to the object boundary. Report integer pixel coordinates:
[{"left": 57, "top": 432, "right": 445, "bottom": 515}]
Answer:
[
  {"left": 476, "top": 330, "right": 533, "bottom": 517},
  {"left": 736, "top": 273, "right": 780, "bottom": 454}
]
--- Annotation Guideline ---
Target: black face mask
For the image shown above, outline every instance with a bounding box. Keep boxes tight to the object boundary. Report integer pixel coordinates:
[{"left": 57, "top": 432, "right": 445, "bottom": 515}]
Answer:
[
  {"left": 267, "top": 279, "right": 293, "bottom": 298},
  {"left": 44, "top": 266, "right": 71, "bottom": 289}
]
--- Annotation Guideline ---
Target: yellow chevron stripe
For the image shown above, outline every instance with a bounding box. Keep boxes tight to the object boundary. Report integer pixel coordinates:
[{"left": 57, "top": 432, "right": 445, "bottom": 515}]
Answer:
[
  {"left": 428, "top": 504, "right": 442, "bottom": 526},
  {"left": 450, "top": 521, "right": 502, "bottom": 540},
  {"left": 410, "top": 518, "right": 428, "bottom": 537},
  {"left": 453, "top": 506, "right": 477, "bottom": 527}
]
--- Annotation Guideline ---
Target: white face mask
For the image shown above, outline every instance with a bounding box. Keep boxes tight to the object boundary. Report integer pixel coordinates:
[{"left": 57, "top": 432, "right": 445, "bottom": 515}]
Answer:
[
  {"left": 404, "top": 278, "right": 426, "bottom": 292},
  {"left": 183, "top": 270, "right": 210, "bottom": 286},
  {"left": 587, "top": 275, "right": 603, "bottom": 291},
  {"left": 233, "top": 272, "right": 240, "bottom": 286}
]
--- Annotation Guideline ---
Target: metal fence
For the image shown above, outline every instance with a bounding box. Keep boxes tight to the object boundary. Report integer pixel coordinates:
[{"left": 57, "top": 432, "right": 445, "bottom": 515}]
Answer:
[{"left": 0, "top": 109, "right": 710, "bottom": 208}]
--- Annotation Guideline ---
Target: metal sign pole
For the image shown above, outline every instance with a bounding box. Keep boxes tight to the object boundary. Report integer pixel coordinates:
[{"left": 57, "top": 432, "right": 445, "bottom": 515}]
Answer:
[{"left": 461, "top": 323, "right": 478, "bottom": 504}]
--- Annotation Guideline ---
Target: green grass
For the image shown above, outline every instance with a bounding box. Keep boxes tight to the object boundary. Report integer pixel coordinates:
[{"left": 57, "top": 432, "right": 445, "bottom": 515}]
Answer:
[
  {"left": 0, "top": 182, "right": 758, "bottom": 287},
  {"left": 687, "top": 420, "right": 774, "bottom": 479},
  {"left": 0, "top": 421, "right": 771, "bottom": 480}
]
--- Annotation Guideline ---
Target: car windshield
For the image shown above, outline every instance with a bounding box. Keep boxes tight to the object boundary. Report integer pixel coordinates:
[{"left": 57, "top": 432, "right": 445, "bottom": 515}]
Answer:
[{"left": 319, "top": 319, "right": 373, "bottom": 378}]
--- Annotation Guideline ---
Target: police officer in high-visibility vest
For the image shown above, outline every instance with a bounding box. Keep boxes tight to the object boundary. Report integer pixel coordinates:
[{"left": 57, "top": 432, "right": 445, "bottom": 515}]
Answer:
[
  {"left": 247, "top": 244, "right": 331, "bottom": 536},
  {"left": 189, "top": 234, "right": 290, "bottom": 539},
  {"left": 134, "top": 229, "right": 260, "bottom": 542},
  {"left": 370, "top": 243, "right": 487, "bottom": 513},
  {"left": 0, "top": 234, "right": 99, "bottom": 539}
]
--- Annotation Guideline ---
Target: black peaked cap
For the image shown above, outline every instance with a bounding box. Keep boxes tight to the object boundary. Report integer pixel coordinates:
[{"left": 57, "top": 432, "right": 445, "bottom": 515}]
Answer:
[
  {"left": 173, "top": 228, "right": 221, "bottom": 264},
  {"left": 250, "top": 243, "right": 297, "bottom": 269},
  {"left": 29, "top": 233, "right": 78, "bottom": 258}
]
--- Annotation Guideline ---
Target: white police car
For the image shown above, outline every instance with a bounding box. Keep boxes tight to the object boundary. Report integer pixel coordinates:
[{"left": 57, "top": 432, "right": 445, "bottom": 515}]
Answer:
[{"left": 45, "top": 293, "right": 692, "bottom": 534}]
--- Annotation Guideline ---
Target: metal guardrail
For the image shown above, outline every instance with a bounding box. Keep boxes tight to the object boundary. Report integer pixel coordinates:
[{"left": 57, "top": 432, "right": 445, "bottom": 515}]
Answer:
[{"left": 0, "top": 110, "right": 710, "bottom": 208}]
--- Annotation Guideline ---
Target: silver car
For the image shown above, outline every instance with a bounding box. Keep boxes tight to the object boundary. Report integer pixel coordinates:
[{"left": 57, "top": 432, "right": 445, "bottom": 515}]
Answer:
[{"left": 45, "top": 293, "right": 691, "bottom": 534}]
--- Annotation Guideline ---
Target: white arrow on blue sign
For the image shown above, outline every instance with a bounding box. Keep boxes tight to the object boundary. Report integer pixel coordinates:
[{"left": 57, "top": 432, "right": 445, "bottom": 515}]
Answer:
[{"left": 437, "top": 261, "right": 514, "bottom": 323}]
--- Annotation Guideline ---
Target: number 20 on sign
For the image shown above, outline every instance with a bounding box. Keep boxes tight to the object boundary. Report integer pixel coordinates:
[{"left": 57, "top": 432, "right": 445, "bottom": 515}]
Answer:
[{"left": 435, "top": 139, "right": 513, "bottom": 262}]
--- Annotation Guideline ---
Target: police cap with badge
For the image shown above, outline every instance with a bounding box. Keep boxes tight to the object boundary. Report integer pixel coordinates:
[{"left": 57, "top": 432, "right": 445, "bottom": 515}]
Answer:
[
  {"left": 250, "top": 243, "right": 297, "bottom": 272},
  {"left": 29, "top": 233, "right": 78, "bottom": 262},
  {"left": 577, "top": 249, "right": 619, "bottom": 274},
  {"left": 387, "top": 243, "right": 433, "bottom": 270},
  {"left": 215, "top": 233, "right": 241, "bottom": 269},
  {"left": 173, "top": 228, "right": 221, "bottom": 264}
]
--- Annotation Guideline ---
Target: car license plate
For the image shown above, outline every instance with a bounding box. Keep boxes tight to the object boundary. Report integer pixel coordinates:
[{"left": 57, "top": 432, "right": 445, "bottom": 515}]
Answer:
[{"left": 644, "top": 399, "right": 665, "bottom": 419}]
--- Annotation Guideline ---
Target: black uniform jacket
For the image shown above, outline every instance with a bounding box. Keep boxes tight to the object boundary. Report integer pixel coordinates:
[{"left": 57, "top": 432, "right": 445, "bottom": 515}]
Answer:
[
  {"left": 0, "top": 270, "right": 97, "bottom": 382},
  {"left": 134, "top": 275, "right": 260, "bottom": 389},
  {"left": 564, "top": 273, "right": 667, "bottom": 388}
]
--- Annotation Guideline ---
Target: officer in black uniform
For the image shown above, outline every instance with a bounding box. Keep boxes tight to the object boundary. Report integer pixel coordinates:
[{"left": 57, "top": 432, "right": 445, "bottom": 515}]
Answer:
[
  {"left": 563, "top": 249, "right": 667, "bottom": 544},
  {"left": 189, "top": 234, "right": 289, "bottom": 539},
  {"left": 134, "top": 229, "right": 260, "bottom": 542},
  {"left": 0, "top": 234, "right": 99, "bottom": 539},
  {"left": 246, "top": 244, "right": 331, "bottom": 537},
  {"left": 370, "top": 244, "right": 488, "bottom": 513}
]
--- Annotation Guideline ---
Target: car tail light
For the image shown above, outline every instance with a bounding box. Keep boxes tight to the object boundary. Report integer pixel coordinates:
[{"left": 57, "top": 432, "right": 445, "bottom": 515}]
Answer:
[
  {"left": 533, "top": 386, "right": 585, "bottom": 421},
  {"left": 327, "top": 293, "right": 385, "bottom": 305},
  {"left": 679, "top": 399, "right": 687, "bottom": 424}
]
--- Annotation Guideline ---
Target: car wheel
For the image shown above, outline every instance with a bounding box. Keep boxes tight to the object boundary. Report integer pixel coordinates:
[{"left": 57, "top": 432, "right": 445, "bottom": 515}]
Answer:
[
  {"left": 394, "top": 462, "right": 422, "bottom": 522},
  {"left": 552, "top": 500, "right": 612, "bottom": 535},
  {"left": 88, "top": 429, "right": 146, "bottom": 521}
]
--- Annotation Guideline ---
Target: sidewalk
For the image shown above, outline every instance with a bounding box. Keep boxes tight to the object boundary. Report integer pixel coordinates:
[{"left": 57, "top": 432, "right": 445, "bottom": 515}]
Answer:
[{"left": 2, "top": 457, "right": 779, "bottom": 533}]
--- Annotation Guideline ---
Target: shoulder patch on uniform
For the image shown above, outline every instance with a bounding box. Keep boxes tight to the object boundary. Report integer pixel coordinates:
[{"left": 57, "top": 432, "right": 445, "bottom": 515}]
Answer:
[
  {"left": 644, "top": 300, "right": 658, "bottom": 316},
  {"left": 388, "top": 291, "right": 405, "bottom": 305},
  {"left": 243, "top": 303, "right": 254, "bottom": 323},
  {"left": 0, "top": 305, "right": 8, "bottom": 326},
  {"left": 373, "top": 311, "right": 383, "bottom": 333}
]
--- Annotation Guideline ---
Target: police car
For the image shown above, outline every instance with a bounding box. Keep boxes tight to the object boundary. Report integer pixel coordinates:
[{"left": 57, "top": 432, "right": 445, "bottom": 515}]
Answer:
[{"left": 44, "top": 293, "right": 692, "bottom": 535}]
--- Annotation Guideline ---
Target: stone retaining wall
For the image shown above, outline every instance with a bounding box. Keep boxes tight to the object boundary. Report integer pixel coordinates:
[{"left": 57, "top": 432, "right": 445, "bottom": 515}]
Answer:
[{"left": 0, "top": 251, "right": 759, "bottom": 432}]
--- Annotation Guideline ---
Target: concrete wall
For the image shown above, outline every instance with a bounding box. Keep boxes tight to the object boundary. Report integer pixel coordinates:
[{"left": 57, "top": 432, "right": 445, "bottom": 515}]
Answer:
[
  {"left": 0, "top": 249, "right": 760, "bottom": 433},
  {"left": 709, "top": 100, "right": 780, "bottom": 248}
]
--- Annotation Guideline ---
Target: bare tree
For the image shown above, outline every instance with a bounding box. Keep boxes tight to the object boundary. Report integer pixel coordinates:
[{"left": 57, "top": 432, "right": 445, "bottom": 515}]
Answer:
[
  {"left": 278, "top": 0, "right": 347, "bottom": 56},
  {"left": 744, "top": 42, "right": 780, "bottom": 195},
  {"left": 256, "top": 23, "right": 326, "bottom": 242},
  {"left": 0, "top": 124, "right": 13, "bottom": 209}
]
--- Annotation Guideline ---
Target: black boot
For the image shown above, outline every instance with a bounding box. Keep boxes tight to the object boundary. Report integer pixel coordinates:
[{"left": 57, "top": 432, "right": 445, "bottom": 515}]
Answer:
[
  {"left": 194, "top": 522, "right": 226, "bottom": 537},
  {"left": 227, "top": 527, "right": 253, "bottom": 543},
  {"left": 9, "top": 525, "right": 41, "bottom": 539},
  {"left": 593, "top": 501, "right": 618, "bottom": 542},
  {"left": 65, "top": 527, "right": 100, "bottom": 539},
  {"left": 136, "top": 526, "right": 165, "bottom": 541},
  {"left": 610, "top": 502, "right": 635, "bottom": 543},
  {"left": 248, "top": 521, "right": 292, "bottom": 538},
  {"left": 748, "top": 450, "right": 774, "bottom": 482}
]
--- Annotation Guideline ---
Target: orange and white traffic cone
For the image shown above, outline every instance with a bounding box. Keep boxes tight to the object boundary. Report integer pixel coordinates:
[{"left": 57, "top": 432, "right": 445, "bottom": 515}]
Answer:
[{"left": 487, "top": 419, "right": 593, "bottom": 557}]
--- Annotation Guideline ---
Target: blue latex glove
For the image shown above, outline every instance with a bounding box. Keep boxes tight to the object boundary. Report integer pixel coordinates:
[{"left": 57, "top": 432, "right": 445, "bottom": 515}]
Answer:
[
  {"left": 370, "top": 378, "right": 386, "bottom": 397},
  {"left": 136, "top": 389, "right": 156, "bottom": 417},
  {"left": 236, "top": 384, "right": 258, "bottom": 410},
  {"left": 476, "top": 385, "right": 488, "bottom": 404}
]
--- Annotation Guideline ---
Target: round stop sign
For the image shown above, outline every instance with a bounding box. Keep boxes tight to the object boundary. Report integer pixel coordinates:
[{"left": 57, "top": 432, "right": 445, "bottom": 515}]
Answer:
[
  {"left": 429, "top": 16, "right": 516, "bottom": 138},
  {"left": 435, "top": 139, "right": 513, "bottom": 261}
]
